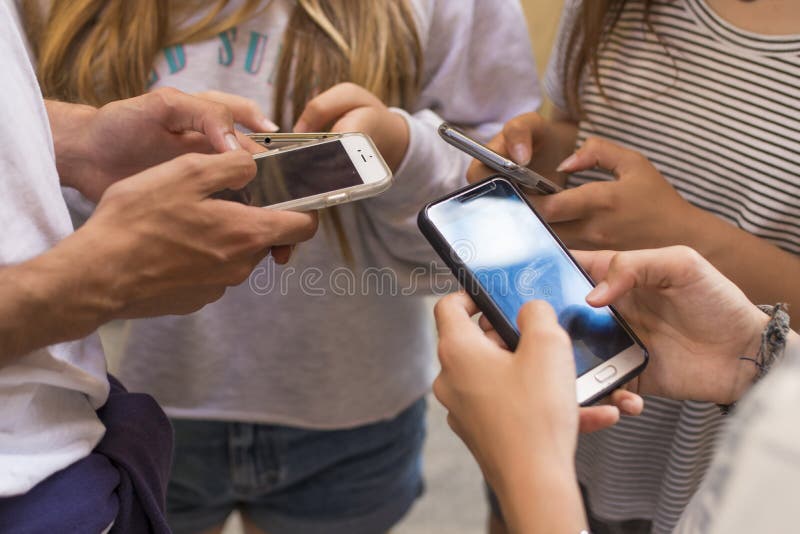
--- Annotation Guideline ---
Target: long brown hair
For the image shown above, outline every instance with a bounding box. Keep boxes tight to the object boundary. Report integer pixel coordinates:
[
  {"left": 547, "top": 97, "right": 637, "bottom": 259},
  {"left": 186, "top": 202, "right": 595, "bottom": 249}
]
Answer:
[
  {"left": 23, "top": 0, "right": 423, "bottom": 263},
  {"left": 563, "top": 0, "right": 658, "bottom": 117}
]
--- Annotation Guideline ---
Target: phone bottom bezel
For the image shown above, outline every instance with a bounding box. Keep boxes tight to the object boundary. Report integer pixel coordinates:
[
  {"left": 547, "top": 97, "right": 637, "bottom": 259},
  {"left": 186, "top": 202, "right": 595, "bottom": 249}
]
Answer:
[{"left": 576, "top": 345, "right": 648, "bottom": 406}]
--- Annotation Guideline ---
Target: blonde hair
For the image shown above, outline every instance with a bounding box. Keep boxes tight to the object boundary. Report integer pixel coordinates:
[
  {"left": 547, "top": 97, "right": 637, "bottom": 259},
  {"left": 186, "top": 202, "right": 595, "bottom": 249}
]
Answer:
[{"left": 23, "top": 0, "right": 423, "bottom": 262}]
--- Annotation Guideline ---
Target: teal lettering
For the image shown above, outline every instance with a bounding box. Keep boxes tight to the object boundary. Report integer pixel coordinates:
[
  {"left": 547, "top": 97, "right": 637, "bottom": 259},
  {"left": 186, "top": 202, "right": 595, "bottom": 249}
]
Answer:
[
  {"left": 164, "top": 45, "right": 186, "bottom": 74},
  {"left": 218, "top": 28, "right": 237, "bottom": 66},
  {"left": 244, "top": 31, "right": 268, "bottom": 74}
]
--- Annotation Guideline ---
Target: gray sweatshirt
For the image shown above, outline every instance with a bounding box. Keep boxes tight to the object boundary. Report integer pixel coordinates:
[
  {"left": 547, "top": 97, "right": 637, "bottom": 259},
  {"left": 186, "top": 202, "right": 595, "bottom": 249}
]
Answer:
[{"left": 113, "top": 0, "right": 542, "bottom": 428}]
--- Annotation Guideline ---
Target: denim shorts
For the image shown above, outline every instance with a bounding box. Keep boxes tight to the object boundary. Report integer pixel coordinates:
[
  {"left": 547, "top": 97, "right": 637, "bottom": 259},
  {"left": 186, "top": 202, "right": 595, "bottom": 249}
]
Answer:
[{"left": 166, "top": 398, "right": 426, "bottom": 534}]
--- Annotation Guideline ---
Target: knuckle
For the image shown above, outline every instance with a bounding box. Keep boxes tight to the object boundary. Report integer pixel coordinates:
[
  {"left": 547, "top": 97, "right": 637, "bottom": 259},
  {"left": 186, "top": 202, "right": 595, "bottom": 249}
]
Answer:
[
  {"left": 303, "top": 98, "right": 322, "bottom": 118},
  {"left": 432, "top": 375, "right": 447, "bottom": 403},
  {"left": 674, "top": 245, "right": 703, "bottom": 267},
  {"left": 583, "top": 137, "right": 601, "bottom": 151},
  {"left": 436, "top": 337, "right": 457, "bottom": 369},
  {"left": 433, "top": 297, "right": 450, "bottom": 324},
  {"left": 175, "top": 153, "right": 207, "bottom": 176}
]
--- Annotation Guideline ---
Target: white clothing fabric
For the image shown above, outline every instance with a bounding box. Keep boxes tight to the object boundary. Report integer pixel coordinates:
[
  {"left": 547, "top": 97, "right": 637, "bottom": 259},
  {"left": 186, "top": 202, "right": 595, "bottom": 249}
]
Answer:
[{"left": 0, "top": 1, "right": 108, "bottom": 496}]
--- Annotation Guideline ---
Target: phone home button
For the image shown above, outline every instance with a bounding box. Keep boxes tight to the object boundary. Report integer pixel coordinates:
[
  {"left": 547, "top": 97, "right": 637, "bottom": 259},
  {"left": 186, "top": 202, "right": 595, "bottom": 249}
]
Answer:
[{"left": 594, "top": 366, "right": 618, "bottom": 383}]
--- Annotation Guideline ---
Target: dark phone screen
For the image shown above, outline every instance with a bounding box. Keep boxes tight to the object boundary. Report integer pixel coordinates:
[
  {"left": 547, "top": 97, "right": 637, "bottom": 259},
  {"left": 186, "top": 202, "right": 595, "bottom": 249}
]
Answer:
[
  {"left": 244, "top": 140, "right": 362, "bottom": 206},
  {"left": 429, "top": 179, "right": 634, "bottom": 376}
]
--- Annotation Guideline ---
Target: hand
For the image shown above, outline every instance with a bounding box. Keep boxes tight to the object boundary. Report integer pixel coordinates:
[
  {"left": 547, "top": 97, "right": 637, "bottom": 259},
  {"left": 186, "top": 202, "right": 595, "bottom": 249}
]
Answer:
[
  {"left": 434, "top": 293, "right": 592, "bottom": 532},
  {"left": 51, "top": 88, "right": 266, "bottom": 201},
  {"left": 72, "top": 150, "right": 318, "bottom": 318},
  {"left": 532, "top": 137, "right": 700, "bottom": 250},
  {"left": 577, "top": 246, "right": 770, "bottom": 405},
  {"left": 433, "top": 293, "right": 642, "bottom": 479},
  {"left": 193, "top": 90, "right": 279, "bottom": 134},
  {"left": 293, "top": 82, "right": 410, "bottom": 171},
  {"left": 466, "top": 111, "right": 574, "bottom": 187}
]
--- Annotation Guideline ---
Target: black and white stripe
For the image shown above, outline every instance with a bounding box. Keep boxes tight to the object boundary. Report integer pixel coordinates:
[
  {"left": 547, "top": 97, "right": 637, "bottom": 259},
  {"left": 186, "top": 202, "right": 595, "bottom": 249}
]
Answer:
[{"left": 545, "top": 1, "right": 800, "bottom": 532}]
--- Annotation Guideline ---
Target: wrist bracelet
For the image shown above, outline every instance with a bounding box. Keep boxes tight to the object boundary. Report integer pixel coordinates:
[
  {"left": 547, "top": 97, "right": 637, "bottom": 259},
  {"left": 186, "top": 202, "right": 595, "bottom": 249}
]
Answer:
[{"left": 719, "top": 303, "right": 791, "bottom": 414}]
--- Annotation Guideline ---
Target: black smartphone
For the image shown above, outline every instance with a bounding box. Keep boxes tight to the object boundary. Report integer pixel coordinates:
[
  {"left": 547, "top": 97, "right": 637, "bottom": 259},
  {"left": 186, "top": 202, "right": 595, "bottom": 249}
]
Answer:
[{"left": 418, "top": 176, "right": 648, "bottom": 405}]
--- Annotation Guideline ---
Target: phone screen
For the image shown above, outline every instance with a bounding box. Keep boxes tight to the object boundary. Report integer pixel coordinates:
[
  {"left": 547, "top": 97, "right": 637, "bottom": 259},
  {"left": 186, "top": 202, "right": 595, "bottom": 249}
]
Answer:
[
  {"left": 428, "top": 179, "right": 635, "bottom": 376},
  {"left": 244, "top": 140, "right": 363, "bottom": 206}
]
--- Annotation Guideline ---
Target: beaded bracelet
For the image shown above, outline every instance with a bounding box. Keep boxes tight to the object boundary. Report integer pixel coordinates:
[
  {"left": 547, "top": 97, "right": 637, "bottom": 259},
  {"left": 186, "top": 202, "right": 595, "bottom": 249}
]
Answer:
[{"left": 719, "top": 303, "right": 790, "bottom": 414}]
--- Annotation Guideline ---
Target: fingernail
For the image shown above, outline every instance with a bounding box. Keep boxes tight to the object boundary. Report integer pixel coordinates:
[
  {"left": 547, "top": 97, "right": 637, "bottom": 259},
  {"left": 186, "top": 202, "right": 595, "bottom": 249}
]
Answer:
[
  {"left": 587, "top": 281, "right": 608, "bottom": 304},
  {"left": 261, "top": 118, "right": 280, "bottom": 132},
  {"left": 510, "top": 143, "right": 531, "bottom": 166},
  {"left": 224, "top": 133, "right": 241, "bottom": 151},
  {"left": 293, "top": 120, "right": 308, "bottom": 133},
  {"left": 556, "top": 153, "right": 579, "bottom": 173}
]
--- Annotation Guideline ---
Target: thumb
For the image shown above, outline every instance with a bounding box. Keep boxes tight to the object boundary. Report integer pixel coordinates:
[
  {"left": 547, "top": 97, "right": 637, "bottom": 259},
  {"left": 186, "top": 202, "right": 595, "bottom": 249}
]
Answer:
[
  {"left": 585, "top": 246, "right": 708, "bottom": 307},
  {"left": 515, "top": 300, "right": 575, "bottom": 377},
  {"left": 556, "top": 137, "right": 644, "bottom": 178}
]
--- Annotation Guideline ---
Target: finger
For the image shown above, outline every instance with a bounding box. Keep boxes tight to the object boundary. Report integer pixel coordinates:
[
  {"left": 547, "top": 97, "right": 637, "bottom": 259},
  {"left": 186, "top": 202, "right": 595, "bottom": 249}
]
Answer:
[
  {"left": 557, "top": 137, "right": 645, "bottom": 177},
  {"left": 484, "top": 329, "right": 508, "bottom": 349},
  {"left": 515, "top": 300, "right": 575, "bottom": 376},
  {"left": 236, "top": 131, "right": 268, "bottom": 154},
  {"left": 294, "top": 83, "right": 382, "bottom": 133},
  {"left": 248, "top": 209, "right": 319, "bottom": 248},
  {"left": 585, "top": 246, "right": 708, "bottom": 307},
  {"left": 571, "top": 250, "right": 617, "bottom": 282},
  {"left": 608, "top": 389, "right": 644, "bottom": 416},
  {"left": 466, "top": 159, "right": 495, "bottom": 184},
  {"left": 172, "top": 150, "right": 257, "bottom": 196},
  {"left": 530, "top": 181, "right": 607, "bottom": 223},
  {"left": 502, "top": 112, "right": 547, "bottom": 166},
  {"left": 478, "top": 314, "right": 494, "bottom": 332},
  {"left": 271, "top": 245, "right": 293, "bottom": 264},
  {"left": 433, "top": 291, "right": 483, "bottom": 341},
  {"left": 466, "top": 133, "right": 514, "bottom": 182},
  {"left": 206, "top": 201, "right": 319, "bottom": 253},
  {"left": 148, "top": 87, "right": 243, "bottom": 154},
  {"left": 195, "top": 90, "right": 279, "bottom": 133},
  {"left": 578, "top": 405, "right": 620, "bottom": 433}
]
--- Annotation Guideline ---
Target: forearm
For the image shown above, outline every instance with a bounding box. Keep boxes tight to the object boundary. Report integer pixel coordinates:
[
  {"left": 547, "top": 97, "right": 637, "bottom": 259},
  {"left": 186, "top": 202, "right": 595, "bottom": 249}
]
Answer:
[
  {"left": 687, "top": 206, "right": 800, "bottom": 316},
  {"left": 0, "top": 224, "right": 123, "bottom": 364},
  {"left": 494, "top": 455, "right": 587, "bottom": 534},
  {"left": 44, "top": 99, "right": 98, "bottom": 191}
]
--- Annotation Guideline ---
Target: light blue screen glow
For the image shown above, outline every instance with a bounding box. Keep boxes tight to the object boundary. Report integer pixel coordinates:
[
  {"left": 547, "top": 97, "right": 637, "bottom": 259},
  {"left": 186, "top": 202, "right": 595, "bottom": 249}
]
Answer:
[{"left": 431, "top": 180, "right": 634, "bottom": 376}]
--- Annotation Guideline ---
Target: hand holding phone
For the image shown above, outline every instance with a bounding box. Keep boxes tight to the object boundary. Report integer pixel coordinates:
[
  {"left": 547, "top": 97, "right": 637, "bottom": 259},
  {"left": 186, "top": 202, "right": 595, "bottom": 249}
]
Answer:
[
  {"left": 438, "top": 123, "right": 562, "bottom": 195},
  {"left": 232, "top": 132, "right": 392, "bottom": 211},
  {"left": 419, "top": 176, "right": 647, "bottom": 405}
]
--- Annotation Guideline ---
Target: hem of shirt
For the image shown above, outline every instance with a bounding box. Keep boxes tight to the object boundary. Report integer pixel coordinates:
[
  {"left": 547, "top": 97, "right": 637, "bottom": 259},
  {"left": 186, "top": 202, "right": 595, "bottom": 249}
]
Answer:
[{"left": 160, "top": 388, "right": 431, "bottom": 430}]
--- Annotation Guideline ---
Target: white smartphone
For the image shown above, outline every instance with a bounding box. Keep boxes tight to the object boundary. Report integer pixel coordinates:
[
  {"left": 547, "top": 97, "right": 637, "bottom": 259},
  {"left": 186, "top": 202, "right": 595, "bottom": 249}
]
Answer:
[
  {"left": 240, "top": 133, "right": 392, "bottom": 211},
  {"left": 418, "top": 177, "right": 647, "bottom": 405},
  {"left": 438, "top": 123, "right": 562, "bottom": 195}
]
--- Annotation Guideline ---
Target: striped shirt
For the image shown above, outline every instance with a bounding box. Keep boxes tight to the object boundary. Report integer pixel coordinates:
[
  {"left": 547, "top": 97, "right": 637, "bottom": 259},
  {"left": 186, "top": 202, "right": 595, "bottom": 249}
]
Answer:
[{"left": 545, "top": 1, "right": 800, "bottom": 532}]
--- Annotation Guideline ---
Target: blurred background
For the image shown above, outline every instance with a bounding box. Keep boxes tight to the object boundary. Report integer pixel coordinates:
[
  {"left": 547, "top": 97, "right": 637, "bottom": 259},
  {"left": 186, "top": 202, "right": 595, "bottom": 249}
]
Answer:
[{"left": 103, "top": 1, "right": 565, "bottom": 533}]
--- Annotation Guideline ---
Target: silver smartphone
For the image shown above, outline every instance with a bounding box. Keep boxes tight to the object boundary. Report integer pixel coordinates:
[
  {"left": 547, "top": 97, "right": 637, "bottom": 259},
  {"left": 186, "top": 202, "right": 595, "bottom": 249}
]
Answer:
[
  {"left": 438, "top": 123, "right": 562, "bottom": 195},
  {"left": 236, "top": 132, "right": 393, "bottom": 211},
  {"left": 418, "top": 177, "right": 647, "bottom": 405}
]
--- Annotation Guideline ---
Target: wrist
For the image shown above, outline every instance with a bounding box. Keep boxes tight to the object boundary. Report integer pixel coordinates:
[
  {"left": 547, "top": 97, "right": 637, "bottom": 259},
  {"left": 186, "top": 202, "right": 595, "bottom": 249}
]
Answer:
[
  {"left": 492, "top": 451, "right": 586, "bottom": 534},
  {"left": 46, "top": 100, "right": 99, "bottom": 191},
  {"left": 6, "top": 224, "right": 123, "bottom": 351},
  {"left": 724, "top": 305, "right": 788, "bottom": 405},
  {"left": 385, "top": 108, "right": 411, "bottom": 172}
]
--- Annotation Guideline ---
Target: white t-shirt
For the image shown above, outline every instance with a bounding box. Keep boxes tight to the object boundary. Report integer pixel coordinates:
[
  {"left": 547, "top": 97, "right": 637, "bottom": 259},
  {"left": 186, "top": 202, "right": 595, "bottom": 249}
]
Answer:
[{"left": 0, "top": 2, "right": 109, "bottom": 496}]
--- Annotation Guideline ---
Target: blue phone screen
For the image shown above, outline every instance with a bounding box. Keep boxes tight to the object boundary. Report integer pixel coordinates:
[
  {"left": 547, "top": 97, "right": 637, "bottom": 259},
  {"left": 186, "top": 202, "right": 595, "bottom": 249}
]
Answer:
[{"left": 430, "top": 179, "right": 634, "bottom": 376}]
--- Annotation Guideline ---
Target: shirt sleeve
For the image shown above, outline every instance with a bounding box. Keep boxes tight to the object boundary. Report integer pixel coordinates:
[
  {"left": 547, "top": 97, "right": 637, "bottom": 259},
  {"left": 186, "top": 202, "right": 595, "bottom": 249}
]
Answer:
[{"left": 353, "top": 0, "right": 542, "bottom": 278}]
